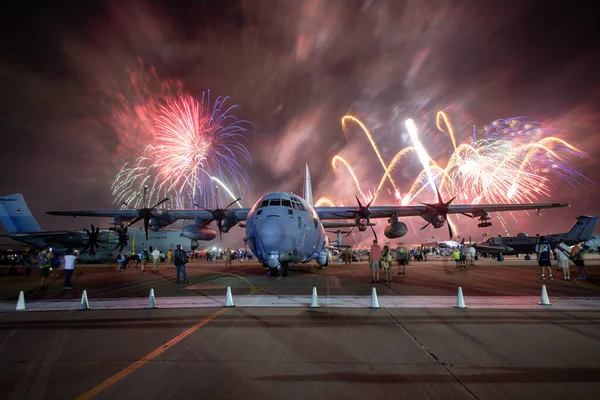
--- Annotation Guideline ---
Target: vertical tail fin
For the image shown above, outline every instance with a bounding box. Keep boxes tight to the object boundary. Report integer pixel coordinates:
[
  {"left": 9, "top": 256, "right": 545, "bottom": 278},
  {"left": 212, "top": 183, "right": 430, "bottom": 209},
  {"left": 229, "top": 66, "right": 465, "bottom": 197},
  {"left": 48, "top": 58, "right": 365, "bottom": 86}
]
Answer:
[
  {"left": 303, "top": 163, "right": 314, "bottom": 206},
  {"left": 565, "top": 216, "right": 600, "bottom": 241},
  {"left": 0, "top": 194, "right": 43, "bottom": 233}
]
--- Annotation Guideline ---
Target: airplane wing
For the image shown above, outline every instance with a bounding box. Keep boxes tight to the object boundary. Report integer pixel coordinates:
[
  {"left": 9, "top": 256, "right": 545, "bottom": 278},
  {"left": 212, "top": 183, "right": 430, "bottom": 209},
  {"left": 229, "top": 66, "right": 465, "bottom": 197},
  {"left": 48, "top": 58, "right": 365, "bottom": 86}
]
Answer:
[
  {"left": 47, "top": 209, "right": 251, "bottom": 222},
  {"left": 316, "top": 203, "right": 569, "bottom": 219},
  {"left": 0, "top": 231, "right": 75, "bottom": 238},
  {"left": 322, "top": 221, "right": 376, "bottom": 228}
]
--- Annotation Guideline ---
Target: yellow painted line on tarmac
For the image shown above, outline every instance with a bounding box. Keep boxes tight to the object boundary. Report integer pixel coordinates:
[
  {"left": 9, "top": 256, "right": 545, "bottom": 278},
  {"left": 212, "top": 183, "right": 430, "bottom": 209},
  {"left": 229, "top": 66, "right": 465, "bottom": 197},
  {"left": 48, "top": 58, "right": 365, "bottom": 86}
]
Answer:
[
  {"left": 76, "top": 308, "right": 228, "bottom": 400},
  {"left": 573, "top": 280, "right": 600, "bottom": 293},
  {"left": 200, "top": 270, "right": 260, "bottom": 294}
]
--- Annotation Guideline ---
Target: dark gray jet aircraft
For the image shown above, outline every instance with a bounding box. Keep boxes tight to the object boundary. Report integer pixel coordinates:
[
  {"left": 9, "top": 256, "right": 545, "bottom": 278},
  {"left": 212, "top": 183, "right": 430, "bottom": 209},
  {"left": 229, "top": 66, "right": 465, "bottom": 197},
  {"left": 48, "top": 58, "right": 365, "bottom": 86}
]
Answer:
[{"left": 474, "top": 215, "right": 600, "bottom": 255}]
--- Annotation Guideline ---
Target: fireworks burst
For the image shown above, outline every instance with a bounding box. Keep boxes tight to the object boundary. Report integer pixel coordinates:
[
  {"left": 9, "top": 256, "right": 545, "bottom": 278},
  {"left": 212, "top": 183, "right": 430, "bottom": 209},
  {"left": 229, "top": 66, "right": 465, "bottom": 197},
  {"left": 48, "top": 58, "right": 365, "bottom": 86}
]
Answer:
[
  {"left": 108, "top": 66, "right": 252, "bottom": 209},
  {"left": 317, "top": 112, "right": 592, "bottom": 237}
]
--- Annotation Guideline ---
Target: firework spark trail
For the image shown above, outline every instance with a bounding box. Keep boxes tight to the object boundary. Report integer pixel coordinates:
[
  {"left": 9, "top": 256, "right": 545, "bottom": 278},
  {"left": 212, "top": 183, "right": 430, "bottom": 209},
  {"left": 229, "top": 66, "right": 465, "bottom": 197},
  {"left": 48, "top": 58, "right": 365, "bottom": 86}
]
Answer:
[
  {"left": 436, "top": 111, "right": 457, "bottom": 150},
  {"left": 331, "top": 155, "right": 369, "bottom": 202},
  {"left": 342, "top": 116, "right": 398, "bottom": 192},
  {"left": 209, "top": 176, "right": 243, "bottom": 208},
  {"left": 405, "top": 119, "right": 438, "bottom": 202}
]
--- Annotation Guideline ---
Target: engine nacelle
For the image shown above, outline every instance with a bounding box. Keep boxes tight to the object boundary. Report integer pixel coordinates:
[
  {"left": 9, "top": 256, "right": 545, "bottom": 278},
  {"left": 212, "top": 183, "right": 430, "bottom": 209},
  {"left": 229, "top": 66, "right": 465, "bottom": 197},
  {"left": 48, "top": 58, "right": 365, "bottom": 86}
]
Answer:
[
  {"left": 384, "top": 222, "right": 408, "bottom": 239},
  {"left": 181, "top": 225, "right": 217, "bottom": 241},
  {"left": 190, "top": 240, "right": 199, "bottom": 250}
]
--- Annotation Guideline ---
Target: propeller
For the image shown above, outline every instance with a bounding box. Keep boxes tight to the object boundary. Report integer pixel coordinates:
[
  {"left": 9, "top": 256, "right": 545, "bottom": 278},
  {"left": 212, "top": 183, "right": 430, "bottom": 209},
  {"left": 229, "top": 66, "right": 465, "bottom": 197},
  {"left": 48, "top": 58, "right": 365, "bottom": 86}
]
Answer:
[
  {"left": 419, "top": 182, "right": 459, "bottom": 238},
  {"left": 109, "top": 226, "right": 129, "bottom": 252},
  {"left": 346, "top": 194, "right": 378, "bottom": 237},
  {"left": 122, "top": 198, "right": 170, "bottom": 240},
  {"left": 82, "top": 224, "right": 103, "bottom": 255},
  {"left": 195, "top": 195, "right": 243, "bottom": 241}
]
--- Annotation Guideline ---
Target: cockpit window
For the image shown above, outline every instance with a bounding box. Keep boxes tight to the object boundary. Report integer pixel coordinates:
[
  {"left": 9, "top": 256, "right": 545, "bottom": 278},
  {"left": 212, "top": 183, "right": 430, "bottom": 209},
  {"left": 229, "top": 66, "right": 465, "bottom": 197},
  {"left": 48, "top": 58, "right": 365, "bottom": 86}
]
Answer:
[
  {"left": 298, "top": 203, "right": 306, "bottom": 211},
  {"left": 282, "top": 199, "right": 291, "bottom": 208},
  {"left": 270, "top": 199, "right": 281, "bottom": 206},
  {"left": 260, "top": 200, "right": 269, "bottom": 208}
]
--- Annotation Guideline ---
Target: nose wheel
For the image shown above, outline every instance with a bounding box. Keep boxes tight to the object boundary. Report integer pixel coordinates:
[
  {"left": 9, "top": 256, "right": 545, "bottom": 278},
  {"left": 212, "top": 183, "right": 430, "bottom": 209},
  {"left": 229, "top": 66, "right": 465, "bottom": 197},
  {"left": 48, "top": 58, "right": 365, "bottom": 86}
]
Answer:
[{"left": 269, "top": 261, "right": 289, "bottom": 277}]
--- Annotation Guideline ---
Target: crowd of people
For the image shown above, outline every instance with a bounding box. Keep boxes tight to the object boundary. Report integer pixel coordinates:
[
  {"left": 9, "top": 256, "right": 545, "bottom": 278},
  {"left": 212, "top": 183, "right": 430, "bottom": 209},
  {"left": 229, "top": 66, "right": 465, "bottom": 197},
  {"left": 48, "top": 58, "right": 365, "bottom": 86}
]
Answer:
[{"left": 3, "top": 237, "right": 592, "bottom": 289}]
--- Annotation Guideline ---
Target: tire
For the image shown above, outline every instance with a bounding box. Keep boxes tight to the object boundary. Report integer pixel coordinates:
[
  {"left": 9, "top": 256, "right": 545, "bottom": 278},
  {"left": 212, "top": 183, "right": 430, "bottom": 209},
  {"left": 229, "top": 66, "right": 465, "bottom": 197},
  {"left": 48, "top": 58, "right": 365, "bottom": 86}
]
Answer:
[
  {"left": 281, "top": 262, "right": 288, "bottom": 277},
  {"left": 269, "top": 267, "right": 278, "bottom": 277}
]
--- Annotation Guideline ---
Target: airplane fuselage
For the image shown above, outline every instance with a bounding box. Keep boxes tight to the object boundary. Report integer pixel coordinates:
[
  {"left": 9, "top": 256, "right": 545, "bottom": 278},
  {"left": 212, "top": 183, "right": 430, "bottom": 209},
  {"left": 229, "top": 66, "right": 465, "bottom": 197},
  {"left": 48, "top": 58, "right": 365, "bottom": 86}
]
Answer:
[
  {"left": 7, "top": 229, "right": 196, "bottom": 262},
  {"left": 245, "top": 192, "right": 327, "bottom": 274}
]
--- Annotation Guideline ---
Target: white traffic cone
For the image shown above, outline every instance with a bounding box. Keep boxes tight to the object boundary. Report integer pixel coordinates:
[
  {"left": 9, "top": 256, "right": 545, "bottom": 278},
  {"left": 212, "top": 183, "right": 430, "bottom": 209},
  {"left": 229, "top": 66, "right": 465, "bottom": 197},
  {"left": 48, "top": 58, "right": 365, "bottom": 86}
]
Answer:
[
  {"left": 310, "top": 287, "right": 320, "bottom": 308},
  {"left": 454, "top": 287, "right": 468, "bottom": 309},
  {"left": 16, "top": 291, "right": 26, "bottom": 311},
  {"left": 539, "top": 285, "right": 551, "bottom": 306},
  {"left": 225, "top": 286, "right": 235, "bottom": 307},
  {"left": 147, "top": 288, "right": 157, "bottom": 309},
  {"left": 370, "top": 287, "right": 380, "bottom": 309},
  {"left": 80, "top": 290, "right": 90, "bottom": 310}
]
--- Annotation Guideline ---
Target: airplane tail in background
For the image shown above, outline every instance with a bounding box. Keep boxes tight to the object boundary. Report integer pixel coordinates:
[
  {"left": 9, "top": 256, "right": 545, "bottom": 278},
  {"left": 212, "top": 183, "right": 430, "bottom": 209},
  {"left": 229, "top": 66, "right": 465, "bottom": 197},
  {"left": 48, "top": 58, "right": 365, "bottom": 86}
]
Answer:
[
  {"left": 565, "top": 216, "right": 600, "bottom": 241},
  {"left": 303, "top": 163, "right": 314, "bottom": 206},
  {"left": 0, "top": 194, "right": 43, "bottom": 233}
]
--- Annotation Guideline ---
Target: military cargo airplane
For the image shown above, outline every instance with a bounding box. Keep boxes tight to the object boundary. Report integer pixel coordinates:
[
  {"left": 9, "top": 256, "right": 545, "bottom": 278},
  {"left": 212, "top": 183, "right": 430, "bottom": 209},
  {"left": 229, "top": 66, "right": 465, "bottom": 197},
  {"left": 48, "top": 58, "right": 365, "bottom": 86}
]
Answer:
[
  {"left": 48, "top": 164, "right": 569, "bottom": 276},
  {"left": 473, "top": 215, "right": 600, "bottom": 255},
  {"left": 0, "top": 194, "right": 196, "bottom": 262}
]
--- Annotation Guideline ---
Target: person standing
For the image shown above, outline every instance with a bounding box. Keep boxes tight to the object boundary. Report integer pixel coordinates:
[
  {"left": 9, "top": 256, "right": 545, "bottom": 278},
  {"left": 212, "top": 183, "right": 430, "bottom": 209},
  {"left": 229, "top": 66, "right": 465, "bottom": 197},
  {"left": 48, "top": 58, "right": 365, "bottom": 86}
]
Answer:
[
  {"left": 140, "top": 248, "right": 149, "bottom": 272},
  {"left": 395, "top": 244, "right": 409, "bottom": 275},
  {"left": 37, "top": 247, "right": 54, "bottom": 288},
  {"left": 167, "top": 249, "right": 173, "bottom": 267},
  {"left": 571, "top": 241, "right": 587, "bottom": 280},
  {"left": 536, "top": 236, "right": 553, "bottom": 280},
  {"left": 63, "top": 248, "right": 77, "bottom": 289},
  {"left": 173, "top": 244, "right": 189, "bottom": 284},
  {"left": 381, "top": 245, "right": 393, "bottom": 284},
  {"left": 369, "top": 239, "right": 382, "bottom": 284},
  {"left": 152, "top": 247, "right": 160, "bottom": 272},
  {"left": 225, "top": 249, "right": 232, "bottom": 267},
  {"left": 555, "top": 239, "right": 571, "bottom": 280},
  {"left": 345, "top": 247, "right": 353, "bottom": 266}
]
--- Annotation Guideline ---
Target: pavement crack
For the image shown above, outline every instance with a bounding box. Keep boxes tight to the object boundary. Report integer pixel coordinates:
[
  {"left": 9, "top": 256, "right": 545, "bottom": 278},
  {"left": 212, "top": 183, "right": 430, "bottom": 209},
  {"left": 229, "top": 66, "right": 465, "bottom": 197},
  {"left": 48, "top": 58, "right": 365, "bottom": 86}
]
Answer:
[{"left": 383, "top": 307, "right": 480, "bottom": 400}]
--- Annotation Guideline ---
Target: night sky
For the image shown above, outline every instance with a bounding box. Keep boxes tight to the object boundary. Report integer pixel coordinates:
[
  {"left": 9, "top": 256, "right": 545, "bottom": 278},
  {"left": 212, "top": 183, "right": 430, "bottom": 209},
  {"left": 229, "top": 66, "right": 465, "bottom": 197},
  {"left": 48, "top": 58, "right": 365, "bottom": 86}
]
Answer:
[{"left": 1, "top": 0, "right": 599, "bottom": 246}]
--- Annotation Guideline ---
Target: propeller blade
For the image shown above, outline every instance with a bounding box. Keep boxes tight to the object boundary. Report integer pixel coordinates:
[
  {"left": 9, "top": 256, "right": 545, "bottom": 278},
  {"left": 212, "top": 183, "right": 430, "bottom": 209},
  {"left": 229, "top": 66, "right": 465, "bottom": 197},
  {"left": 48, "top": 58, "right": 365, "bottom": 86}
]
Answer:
[
  {"left": 434, "top": 181, "right": 444, "bottom": 204},
  {"left": 448, "top": 222, "right": 453, "bottom": 239},
  {"left": 370, "top": 225, "right": 378, "bottom": 242},
  {"left": 460, "top": 213, "right": 474, "bottom": 218},
  {"left": 345, "top": 225, "right": 356, "bottom": 237},
  {"left": 126, "top": 217, "right": 143, "bottom": 228},
  {"left": 152, "top": 197, "right": 170, "bottom": 209},
  {"left": 355, "top": 195, "right": 363, "bottom": 209},
  {"left": 420, "top": 222, "right": 431, "bottom": 231},
  {"left": 217, "top": 220, "right": 223, "bottom": 241},
  {"left": 122, "top": 202, "right": 137, "bottom": 210},
  {"left": 366, "top": 189, "right": 380, "bottom": 208},
  {"left": 143, "top": 217, "right": 149, "bottom": 241},
  {"left": 224, "top": 197, "right": 243, "bottom": 211}
]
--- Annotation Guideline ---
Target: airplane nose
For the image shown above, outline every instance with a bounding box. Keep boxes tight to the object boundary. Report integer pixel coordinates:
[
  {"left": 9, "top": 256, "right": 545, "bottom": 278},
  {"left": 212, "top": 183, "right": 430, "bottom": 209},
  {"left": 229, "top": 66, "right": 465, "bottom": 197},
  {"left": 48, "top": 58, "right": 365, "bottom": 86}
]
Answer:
[{"left": 257, "top": 217, "right": 285, "bottom": 251}]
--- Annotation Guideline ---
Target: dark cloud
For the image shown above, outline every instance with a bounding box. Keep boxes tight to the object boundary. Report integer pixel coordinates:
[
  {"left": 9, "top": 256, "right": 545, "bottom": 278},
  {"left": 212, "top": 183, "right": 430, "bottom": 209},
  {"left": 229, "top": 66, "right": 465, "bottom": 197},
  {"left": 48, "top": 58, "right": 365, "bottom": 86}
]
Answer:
[{"left": 1, "top": 0, "right": 599, "bottom": 246}]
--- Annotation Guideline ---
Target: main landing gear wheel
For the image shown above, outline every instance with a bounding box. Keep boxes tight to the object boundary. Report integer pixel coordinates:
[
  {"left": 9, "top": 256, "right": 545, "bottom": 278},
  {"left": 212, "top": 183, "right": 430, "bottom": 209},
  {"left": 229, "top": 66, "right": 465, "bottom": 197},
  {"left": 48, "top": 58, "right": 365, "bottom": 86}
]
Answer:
[
  {"left": 262, "top": 263, "right": 270, "bottom": 271},
  {"left": 281, "top": 262, "right": 289, "bottom": 277},
  {"left": 269, "top": 267, "right": 279, "bottom": 277}
]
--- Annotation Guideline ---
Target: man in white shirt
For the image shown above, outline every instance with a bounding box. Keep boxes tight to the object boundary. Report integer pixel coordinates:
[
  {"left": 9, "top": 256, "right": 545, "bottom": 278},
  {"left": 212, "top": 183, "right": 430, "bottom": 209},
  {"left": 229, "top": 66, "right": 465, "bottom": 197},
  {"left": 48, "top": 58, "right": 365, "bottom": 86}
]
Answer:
[
  {"left": 554, "top": 239, "right": 571, "bottom": 280},
  {"left": 152, "top": 248, "right": 161, "bottom": 272},
  {"left": 63, "top": 248, "right": 77, "bottom": 289}
]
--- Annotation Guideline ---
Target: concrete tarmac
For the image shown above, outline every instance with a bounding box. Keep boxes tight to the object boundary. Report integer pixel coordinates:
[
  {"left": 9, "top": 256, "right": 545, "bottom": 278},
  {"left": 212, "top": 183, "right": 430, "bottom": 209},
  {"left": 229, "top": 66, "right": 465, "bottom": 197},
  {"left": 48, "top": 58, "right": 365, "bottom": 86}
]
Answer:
[
  {"left": 1, "top": 257, "right": 599, "bottom": 399},
  {"left": 1, "top": 307, "right": 600, "bottom": 399}
]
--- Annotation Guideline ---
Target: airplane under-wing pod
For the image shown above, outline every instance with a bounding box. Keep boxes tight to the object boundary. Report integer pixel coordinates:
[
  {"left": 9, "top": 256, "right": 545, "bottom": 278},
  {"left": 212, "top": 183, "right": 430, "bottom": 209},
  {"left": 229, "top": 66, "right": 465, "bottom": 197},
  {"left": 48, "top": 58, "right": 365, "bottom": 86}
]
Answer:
[{"left": 48, "top": 165, "right": 569, "bottom": 276}]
